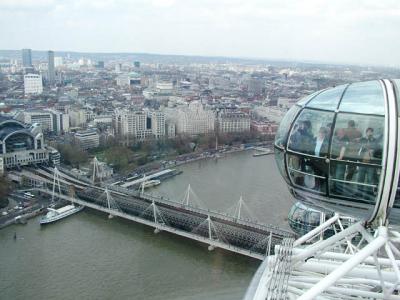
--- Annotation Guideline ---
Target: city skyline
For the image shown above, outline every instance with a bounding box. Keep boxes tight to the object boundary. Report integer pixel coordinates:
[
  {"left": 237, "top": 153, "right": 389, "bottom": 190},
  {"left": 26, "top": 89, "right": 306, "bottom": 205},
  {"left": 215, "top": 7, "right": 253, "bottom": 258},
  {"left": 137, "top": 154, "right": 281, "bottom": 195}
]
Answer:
[{"left": 0, "top": 0, "right": 399, "bottom": 67}]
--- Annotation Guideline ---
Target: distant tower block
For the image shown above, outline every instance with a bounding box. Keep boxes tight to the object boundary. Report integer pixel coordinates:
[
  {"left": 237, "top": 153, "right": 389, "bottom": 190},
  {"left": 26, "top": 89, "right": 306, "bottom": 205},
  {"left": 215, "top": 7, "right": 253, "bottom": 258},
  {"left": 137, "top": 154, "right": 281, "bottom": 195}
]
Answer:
[
  {"left": 47, "top": 50, "right": 55, "bottom": 85},
  {"left": 22, "top": 49, "right": 32, "bottom": 67}
]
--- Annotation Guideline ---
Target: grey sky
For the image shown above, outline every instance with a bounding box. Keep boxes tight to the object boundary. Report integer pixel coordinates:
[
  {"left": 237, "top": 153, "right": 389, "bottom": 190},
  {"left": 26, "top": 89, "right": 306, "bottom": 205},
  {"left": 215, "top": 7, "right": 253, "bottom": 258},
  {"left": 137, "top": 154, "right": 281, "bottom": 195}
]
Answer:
[{"left": 1, "top": 0, "right": 399, "bottom": 66}]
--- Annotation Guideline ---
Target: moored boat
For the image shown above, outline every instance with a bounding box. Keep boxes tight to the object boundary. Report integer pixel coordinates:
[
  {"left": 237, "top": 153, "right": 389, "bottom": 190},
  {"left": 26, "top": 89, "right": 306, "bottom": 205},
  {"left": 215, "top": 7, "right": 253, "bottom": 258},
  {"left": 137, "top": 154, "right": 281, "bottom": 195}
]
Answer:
[
  {"left": 40, "top": 205, "right": 84, "bottom": 225},
  {"left": 141, "top": 179, "right": 161, "bottom": 189}
]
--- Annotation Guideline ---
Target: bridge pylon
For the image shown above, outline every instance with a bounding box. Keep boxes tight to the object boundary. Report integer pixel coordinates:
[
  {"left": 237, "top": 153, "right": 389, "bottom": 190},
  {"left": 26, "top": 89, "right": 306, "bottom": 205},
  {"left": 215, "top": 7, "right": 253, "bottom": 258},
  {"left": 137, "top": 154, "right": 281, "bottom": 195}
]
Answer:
[
  {"left": 51, "top": 167, "right": 62, "bottom": 204},
  {"left": 92, "top": 157, "right": 103, "bottom": 185},
  {"left": 180, "top": 184, "right": 206, "bottom": 209},
  {"left": 102, "top": 187, "right": 120, "bottom": 219},
  {"left": 151, "top": 199, "right": 168, "bottom": 233}
]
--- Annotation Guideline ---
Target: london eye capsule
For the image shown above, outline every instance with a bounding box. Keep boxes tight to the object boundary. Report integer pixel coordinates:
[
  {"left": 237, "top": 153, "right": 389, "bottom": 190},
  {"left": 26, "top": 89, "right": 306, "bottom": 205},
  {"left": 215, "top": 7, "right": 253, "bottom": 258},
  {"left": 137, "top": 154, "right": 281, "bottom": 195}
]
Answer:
[
  {"left": 275, "top": 79, "right": 400, "bottom": 225},
  {"left": 288, "top": 202, "right": 333, "bottom": 236}
]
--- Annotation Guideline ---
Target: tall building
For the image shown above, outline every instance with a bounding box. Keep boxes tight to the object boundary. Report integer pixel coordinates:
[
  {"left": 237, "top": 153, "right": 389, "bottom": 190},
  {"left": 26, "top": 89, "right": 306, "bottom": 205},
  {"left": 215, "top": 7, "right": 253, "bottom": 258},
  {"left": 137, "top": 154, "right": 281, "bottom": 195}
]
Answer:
[
  {"left": 151, "top": 111, "right": 165, "bottom": 139},
  {"left": 22, "top": 49, "right": 32, "bottom": 67},
  {"left": 47, "top": 50, "right": 55, "bottom": 85},
  {"left": 24, "top": 74, "right": 43, "bottom": 95}
]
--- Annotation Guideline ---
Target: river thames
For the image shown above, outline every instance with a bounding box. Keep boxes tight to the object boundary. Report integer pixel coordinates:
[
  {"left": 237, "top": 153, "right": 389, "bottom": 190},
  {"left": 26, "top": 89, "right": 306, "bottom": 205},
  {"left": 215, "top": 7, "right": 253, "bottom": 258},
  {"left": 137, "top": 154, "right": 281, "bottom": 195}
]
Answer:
[{"left": 0, "top": 151, "right": 293, "bottom": 300}]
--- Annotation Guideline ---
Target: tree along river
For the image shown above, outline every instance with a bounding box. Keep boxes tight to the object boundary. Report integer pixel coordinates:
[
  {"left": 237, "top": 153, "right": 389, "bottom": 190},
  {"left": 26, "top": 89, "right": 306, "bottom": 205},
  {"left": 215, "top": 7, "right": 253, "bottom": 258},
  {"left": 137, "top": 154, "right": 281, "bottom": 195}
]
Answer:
[{"left": 0, "top": 150, "right": 293, "bottom": 300}]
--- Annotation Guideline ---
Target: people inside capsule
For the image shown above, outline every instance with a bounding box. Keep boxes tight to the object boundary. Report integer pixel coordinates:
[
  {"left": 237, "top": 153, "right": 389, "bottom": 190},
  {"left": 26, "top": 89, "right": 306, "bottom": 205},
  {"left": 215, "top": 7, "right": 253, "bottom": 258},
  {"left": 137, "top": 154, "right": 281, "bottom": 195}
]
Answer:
[
  {"left": 275, "top": 80, "right": 400, "bottom": 223},
  {"left": 289, "top": 120, "right": 314, "bottom": 154},
  {"left": 357, "top": 127, "right": 379, "bottom": 200},
  {"left": 288, "top": 120, "right": 314, "bottom": 186},
  {"left": 310, "top": 126, "right": 330, "bottom": 190},
  {"left": 314, "top": 127, "right": 329, "bottom": 157},
  {"left": 330, "top": 128, "right": 349, "bottom": 194},
  {"left": 343, "top": 120, "right": 362, "bottom": 181}
]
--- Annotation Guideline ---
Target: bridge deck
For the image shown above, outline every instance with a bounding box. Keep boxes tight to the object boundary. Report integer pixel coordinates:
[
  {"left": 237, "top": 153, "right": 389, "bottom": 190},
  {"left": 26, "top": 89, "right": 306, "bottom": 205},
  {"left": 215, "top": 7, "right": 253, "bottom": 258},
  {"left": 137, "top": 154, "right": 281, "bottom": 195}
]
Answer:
[{"left": 28, "top": 167, "right": 293, "bottom": 260}]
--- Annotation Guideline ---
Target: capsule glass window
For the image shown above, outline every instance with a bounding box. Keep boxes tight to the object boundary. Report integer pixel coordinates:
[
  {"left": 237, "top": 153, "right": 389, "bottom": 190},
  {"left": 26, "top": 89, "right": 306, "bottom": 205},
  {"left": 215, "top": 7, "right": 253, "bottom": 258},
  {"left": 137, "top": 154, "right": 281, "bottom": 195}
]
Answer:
[
  {"left": 287, "top": 109, "right": 334, "bottom": 157},
  {"left": 287, "top": 153, "right": 328, "bottom": 194},
  {"left": 306, "top": 84, "right": 347, "bottom": 111},
  {"left": 275, "top": 105, "right": 300, "bottom": 148},
  {"left": 339, "top": 81, "right": 385, "bottom": 115},
  {"left": 274, "top": 148, "right": 289, "bottom": 183},
  {"left": 331, "top": 114, "right": 384, "bottom": 164}
]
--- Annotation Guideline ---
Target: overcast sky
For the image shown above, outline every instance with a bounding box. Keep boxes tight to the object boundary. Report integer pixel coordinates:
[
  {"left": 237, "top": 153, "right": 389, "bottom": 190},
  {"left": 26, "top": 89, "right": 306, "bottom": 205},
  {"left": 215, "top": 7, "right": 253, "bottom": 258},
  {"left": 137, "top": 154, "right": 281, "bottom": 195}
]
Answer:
[{"left": 0, "top": 0, "right": 399, "bottom": 66}]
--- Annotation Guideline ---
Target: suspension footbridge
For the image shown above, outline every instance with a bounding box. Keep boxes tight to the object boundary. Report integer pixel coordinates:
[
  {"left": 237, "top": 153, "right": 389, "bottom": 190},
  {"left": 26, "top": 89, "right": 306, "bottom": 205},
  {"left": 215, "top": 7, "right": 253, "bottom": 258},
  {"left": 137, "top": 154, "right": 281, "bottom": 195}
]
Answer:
[{"left": 19, "top": 165, "right": 293, "bottom": 260}]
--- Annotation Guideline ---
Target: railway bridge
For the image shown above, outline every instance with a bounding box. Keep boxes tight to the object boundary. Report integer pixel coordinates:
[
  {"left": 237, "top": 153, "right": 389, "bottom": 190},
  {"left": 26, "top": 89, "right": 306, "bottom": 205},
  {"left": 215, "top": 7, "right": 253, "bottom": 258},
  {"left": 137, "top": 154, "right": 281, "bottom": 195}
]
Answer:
[{"left": 23, "top": 166, "right": 294, "bottom": 260}]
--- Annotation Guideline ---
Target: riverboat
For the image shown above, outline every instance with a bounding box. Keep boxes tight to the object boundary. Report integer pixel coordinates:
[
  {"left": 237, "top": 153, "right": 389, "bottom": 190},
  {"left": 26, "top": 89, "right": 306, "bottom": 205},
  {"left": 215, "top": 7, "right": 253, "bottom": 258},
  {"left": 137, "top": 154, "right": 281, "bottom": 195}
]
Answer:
[{"left": 40, "top": 205, "right": 84, "bottom": 225}]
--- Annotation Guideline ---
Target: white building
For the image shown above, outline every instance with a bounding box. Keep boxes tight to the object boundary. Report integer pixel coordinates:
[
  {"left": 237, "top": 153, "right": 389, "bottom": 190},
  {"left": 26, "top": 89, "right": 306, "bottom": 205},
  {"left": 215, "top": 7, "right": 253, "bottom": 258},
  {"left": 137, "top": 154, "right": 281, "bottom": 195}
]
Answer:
[
  {"left": 69, "top": 108, "right": 87, "bottom": 127},
  {"left": 116, "top": 72, "right": 141, "bottom": 87},
  {"left": 218, "top": 111, "right": 250, "bottom": 133},
  {"left": 151, "top": 111, "right": 165, "bottom": 139},
  {"left": 166, "top": 122, "right": 176, "bottom": 138},
  {"left": 51, "top": 109, "right": 70, "bottom": 133},
  {"left": 15, "top": 109, "right": 69, "bottom": 133},
  {"left": 54, "top": 57, "right": 64, "bottom": 68},
  {"left": 115, "top": 63, "right": 122, "bottom": 73},
  {"left": 156, "top": 82, "right": 174, "bottom": 94},
  {"left": 253, "top": 106, "right": 287, "bottom": 123},
  {"left": 93, "top": 115, "right": 113, "bottom": 126},
  {"left": 176, "top": 101, "right": 215, "bottom": 135},
  {"left": 24, "top": 74, "right": 43, "bottom": 95},
  {"left": 114, "top": 109, "right": 165, "bottom": 140},
  {"left": 75, "top": 130, "right": 99, "bottom": 150}
]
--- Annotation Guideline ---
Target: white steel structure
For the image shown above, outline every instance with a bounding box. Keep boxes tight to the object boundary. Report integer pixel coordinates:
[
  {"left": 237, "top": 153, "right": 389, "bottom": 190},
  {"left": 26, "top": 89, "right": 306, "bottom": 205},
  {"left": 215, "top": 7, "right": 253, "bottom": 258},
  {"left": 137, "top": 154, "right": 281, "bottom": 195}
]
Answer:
[{"left": 245, "top": 79, "right": 400, "bottom": 299}]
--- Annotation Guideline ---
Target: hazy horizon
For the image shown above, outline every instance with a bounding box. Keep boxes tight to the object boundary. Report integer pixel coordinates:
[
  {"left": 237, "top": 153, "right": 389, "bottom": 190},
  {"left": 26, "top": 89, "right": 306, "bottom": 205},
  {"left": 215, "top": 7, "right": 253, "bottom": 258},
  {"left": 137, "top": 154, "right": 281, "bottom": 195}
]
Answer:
[{"left": 1, "top": 0, "right": 399, "bottom": 67}]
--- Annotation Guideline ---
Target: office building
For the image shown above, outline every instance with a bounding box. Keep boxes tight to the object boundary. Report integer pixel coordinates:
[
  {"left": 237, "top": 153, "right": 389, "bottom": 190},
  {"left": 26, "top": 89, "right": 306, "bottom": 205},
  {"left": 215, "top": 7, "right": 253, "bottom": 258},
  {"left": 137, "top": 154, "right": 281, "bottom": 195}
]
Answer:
[
  {"left": 15, "top": 109, "right": 69, "bottom": 134},
  {"left": 74, "top": 130, "right": 100, "bottom": 150},
  {"left": 176, "top": 101, "right": 215, "bottom": 135},
  {"left": 114, "top": 109, "right": 165, "bottom": 140},
  {"left": 116, "top": 72, "right": 141, "bottom": 87},
  {"left": 22, "top": 49, "right": 32, "bottom": 67},
  {"left": 69, "top": 108, "right": 87, "bottom": 128},
  {"left": 217, "top": 110, "right": 250, "bottom": 133},
  {"left": 24, "top": 74, "right": 43, "bottom": 95},
  {"left": 151, "top": 111, "right": 165, "bottom": 139},
  {"left": 48, "top": 50, "right": 55, "bottom": 85}
]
